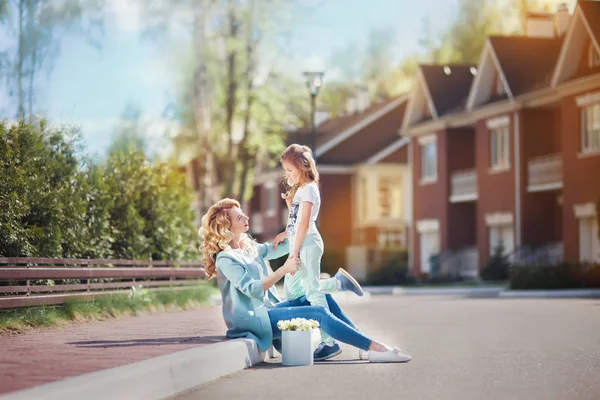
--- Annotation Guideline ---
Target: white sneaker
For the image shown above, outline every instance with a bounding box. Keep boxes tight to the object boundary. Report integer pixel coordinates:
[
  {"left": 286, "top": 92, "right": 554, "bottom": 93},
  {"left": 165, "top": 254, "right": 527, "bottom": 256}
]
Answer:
[{"left": 368, "top": 348, "right": 411, "bottom": 363}]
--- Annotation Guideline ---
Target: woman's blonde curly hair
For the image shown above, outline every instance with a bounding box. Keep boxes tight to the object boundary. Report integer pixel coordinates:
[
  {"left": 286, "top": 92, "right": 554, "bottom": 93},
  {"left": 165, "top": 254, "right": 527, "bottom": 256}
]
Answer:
[
  {"left": 280, "top": 144, "right": 319, "bottom": 206},
  {"left": 199, "top": 198, "right": 257, "bottom": 280}
]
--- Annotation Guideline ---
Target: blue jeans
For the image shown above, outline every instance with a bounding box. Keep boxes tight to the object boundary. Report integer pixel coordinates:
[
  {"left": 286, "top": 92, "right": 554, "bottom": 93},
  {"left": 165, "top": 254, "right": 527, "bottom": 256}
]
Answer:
[
  {"left": 268, "top": 295, "right": 371, "bottom": 351},
  {"left": 274, "top": 294, "right": 364, "bottom": 334}
]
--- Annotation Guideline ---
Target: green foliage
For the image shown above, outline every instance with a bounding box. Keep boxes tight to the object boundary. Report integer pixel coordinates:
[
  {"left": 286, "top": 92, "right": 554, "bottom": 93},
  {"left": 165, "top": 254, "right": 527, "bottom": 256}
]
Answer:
[
  {"left": 509, "top": 262, "right": 600, "bottom": 290},
  {"left": 481, "top": 241, "right": 511, "bottom": 281},
  {"left": 364, "top": 250, "right": 414, "bottom": 286},
  {"left": 0, "top": 120, "right": 200, "bottom": 260}
]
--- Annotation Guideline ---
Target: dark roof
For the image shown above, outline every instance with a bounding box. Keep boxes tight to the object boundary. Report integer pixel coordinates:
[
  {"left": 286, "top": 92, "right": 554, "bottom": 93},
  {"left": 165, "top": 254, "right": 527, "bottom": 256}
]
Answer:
[
  {"left": 420, "top": 64, "right": 475, "bottom": 116},
  {"left": 288, "top": 96, "right": 404, "bottom": 149},
  {"left": 489, "top": 36, "right": 563, "bottom": 96},
  {"left": 580, "top": 0, "right": 600, "bottom": 47}
]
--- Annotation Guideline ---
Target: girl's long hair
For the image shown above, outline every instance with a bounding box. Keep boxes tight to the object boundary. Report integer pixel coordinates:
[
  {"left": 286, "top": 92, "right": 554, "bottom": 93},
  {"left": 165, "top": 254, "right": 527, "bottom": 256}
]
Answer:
[
  {"left": 280, "top": 144, "right": 319, "bottom": 205},
  {"left": 199, "top": 198, "right": 257, "bottom": 280}
]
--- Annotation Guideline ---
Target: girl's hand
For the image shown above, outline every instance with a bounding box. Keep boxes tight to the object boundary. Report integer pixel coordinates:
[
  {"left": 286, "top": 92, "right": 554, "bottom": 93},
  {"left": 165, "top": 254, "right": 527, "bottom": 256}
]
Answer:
[{"left": 272, "top": 231, "right": 288, "bottom": 250}]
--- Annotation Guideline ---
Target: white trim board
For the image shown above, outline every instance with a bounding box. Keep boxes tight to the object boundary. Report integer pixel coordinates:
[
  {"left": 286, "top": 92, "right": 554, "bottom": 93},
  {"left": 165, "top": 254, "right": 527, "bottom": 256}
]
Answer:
[
  {"left": 416, "top": 219, "right": 440, "bottom": 233},
  {"left": 366, "top": 137, "right": 409, "bottom": 165},
  {"left": 318, "top": 165, "right": 354, "bottom": 174},
  {"left": 485, "top": 212, "right": 514, "bottom": 226},
  {"left": 574, "top": 202, "right": 597, "bottom": 218},
  {"left": 316, "top": 95, "right": 408, "bottom": 158}
]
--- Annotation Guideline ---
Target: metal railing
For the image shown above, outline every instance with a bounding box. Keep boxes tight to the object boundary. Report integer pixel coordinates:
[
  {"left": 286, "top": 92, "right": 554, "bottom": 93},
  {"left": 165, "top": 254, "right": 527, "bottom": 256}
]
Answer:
[
  {"left": 0, "top": 257, "right": 206, "bottom": 309},
  {"left": 450, "top": 169, "right": 477, "bottom": 202},
  {"left": 527, "top": 153, "right": 562, "bottom": 190}
]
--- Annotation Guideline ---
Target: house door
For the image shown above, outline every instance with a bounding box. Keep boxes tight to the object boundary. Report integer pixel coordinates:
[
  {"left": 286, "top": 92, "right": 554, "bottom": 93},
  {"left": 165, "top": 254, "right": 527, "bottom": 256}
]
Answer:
[
  {"left": 489, "top": 224, "right": 514, "bottom": 259},
  {"left": 420, "top": 231, "right": 440, "bottom": 274}
]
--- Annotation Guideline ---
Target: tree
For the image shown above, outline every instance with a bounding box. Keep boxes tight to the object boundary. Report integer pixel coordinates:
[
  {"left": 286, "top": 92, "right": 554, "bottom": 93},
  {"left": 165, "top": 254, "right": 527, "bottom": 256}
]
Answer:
[
  {"left": 481, "top": 241, "right": 510, "bottom": 281},
  {"left": 0, "top": 0, "right": 104, "bottom": 121}
]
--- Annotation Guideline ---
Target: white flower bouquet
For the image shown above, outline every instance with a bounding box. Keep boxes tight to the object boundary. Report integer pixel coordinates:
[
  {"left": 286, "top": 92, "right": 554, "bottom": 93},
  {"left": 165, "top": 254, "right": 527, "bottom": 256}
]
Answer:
[{"left": 277, "top": 318, "right": 319, "bottom": 332}]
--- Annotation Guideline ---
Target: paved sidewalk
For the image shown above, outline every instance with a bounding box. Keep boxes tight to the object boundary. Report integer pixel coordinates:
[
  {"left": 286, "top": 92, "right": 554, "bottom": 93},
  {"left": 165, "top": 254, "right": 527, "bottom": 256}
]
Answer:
[{"left": 0, "top": 306, "right": 226, "bottom": 396}]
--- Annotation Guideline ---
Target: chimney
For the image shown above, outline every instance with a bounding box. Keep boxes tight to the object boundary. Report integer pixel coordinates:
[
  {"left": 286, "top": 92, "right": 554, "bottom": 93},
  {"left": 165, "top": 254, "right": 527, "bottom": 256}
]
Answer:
[
  {"left": 356, "top": 86, "right": 371, "bottom": 113},
  {"left": 346, "top": 97, "right": 358, "bottom": 114},
  {"left": 526, "top": 11, "right": 555, "bottom": 38},
  {"left": 314, "top": 109, "right": 329, "bottom": 127},
  {"left": 556, "top": 3, "right": 570, "bottom": 37}
]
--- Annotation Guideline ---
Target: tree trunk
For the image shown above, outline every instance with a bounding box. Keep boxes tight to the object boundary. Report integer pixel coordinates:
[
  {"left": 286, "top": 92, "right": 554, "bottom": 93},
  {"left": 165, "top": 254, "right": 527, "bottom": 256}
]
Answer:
[
  {"left": 223, "top": 1, "right": 239, "bottom": 198},
  {"left": 235, "top": 0, "right": 256, "bottom": 201},
  {"left": 192, "top": 1, "right": 213, "bottom": 212},
  {"left": 17, "top": 0, "right": 25, "bottom": 120}
]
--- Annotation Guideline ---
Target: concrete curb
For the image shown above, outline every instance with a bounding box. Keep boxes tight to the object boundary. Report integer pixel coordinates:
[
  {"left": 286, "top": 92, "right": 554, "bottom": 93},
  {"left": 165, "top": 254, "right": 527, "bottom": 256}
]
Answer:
[
  {"left": 390, "top": 286, "right": 505, "bottom": 296},
  {"left": 0, "top": 338, "right": 266, "bottom": 400},
  {"left": 499, "top": 288, "right": 600, "bottom": 299}
]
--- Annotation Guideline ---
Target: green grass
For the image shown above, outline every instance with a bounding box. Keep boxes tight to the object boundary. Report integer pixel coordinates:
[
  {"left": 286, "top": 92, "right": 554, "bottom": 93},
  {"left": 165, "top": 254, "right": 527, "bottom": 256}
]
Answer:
[{"left": 0, "top": 284, "right": 217, "bottom": 334}]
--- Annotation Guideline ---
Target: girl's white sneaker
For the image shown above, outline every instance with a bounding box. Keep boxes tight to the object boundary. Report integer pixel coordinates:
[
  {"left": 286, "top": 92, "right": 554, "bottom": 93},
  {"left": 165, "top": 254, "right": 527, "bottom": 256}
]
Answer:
[{"left": 368, "top": 348, "right": 411, "bottom": 363}]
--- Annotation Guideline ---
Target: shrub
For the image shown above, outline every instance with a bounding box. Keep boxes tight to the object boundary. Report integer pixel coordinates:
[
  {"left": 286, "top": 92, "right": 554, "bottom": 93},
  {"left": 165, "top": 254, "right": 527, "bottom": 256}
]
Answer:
[
  {"left": 481, "top": 241, "right": 510, "bottom": 281},
  {"left": 509, "top": 262, "right": 600, "bottom": 290}
]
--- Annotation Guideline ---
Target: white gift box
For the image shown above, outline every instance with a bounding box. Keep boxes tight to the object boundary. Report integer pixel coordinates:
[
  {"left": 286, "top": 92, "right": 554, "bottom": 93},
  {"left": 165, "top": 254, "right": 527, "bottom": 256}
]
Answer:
[{"left": 281, "top": 329, "right": 314, "bottom": 366}]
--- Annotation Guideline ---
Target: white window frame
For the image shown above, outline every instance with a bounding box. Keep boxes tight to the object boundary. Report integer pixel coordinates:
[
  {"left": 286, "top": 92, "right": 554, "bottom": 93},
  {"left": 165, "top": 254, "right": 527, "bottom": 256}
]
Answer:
[
  {"left": 580, "top": 102, "right": 600, "bottom": 155},
  {"left": 490, "top": 125, "right": 510, "bottom": 171},
  {"left": 419, "top": 135, "right": 437, "bottom": 184},
  {"left": 588, "top": 43, "right": 600, "bottom": 69}
]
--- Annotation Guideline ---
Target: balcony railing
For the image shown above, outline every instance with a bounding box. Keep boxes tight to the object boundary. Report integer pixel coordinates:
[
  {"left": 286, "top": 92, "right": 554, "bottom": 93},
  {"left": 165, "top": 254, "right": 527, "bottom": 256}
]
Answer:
[
  {"left": 527, "top": 154, "right": 562, "bottom": 192},
  {"left": 450, "top": 169, "right": 477, "bottom": 202}
]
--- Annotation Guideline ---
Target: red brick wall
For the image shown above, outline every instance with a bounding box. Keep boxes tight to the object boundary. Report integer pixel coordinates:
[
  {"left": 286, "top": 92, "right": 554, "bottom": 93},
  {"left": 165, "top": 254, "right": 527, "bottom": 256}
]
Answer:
[
  {"left": 561, "top": 93, "right": 600, "bottom": 261},
  {"left": 475, "top": 115, "right": 516, "bottom": 267}
]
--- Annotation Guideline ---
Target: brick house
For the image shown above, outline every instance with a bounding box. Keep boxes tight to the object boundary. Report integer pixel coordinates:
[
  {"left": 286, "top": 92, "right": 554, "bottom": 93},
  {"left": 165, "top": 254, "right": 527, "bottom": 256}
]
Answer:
[
  {"left": 404, "top": 1, "right": 600, "bottom": 278},
  {"left": 248, "top": 92, "right": 411, "bottom": 280}
]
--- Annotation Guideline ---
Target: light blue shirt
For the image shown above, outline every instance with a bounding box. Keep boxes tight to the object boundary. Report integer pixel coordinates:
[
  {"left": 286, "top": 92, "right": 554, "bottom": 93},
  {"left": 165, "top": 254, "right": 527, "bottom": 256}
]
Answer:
[{"left": 215, "top": 239, "right": 289, "bottom": 351}]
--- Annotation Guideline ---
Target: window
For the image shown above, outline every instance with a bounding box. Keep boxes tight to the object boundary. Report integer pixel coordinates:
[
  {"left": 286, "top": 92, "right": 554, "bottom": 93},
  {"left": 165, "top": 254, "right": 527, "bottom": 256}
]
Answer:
[
  {"left": 378, "top": 176, "right": 402, "bottom": 218},
  {"left": 578, "top": 217, "right": 600, "bottom": 263},
  {"left": 490, "top": 126, "right": 510, "bottom": 170},
  {"left": 588, "top": 43, "right": 600, "bottom": 69},
  {"left": 581, "top": 102, "right": 600, "bottom": 153},
  {"left": 421, "top": 141, "right": 437, "bottom": 182},
  {"left": 489, "top": 224, "right": 514, "bottom": 259}
]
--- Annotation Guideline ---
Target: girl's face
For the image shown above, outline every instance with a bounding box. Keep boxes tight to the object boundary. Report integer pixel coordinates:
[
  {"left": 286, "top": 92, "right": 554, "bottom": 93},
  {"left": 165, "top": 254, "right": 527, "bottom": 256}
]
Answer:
[
  {"left": 227, "top": 206, "right": 250, "bottom": 234},
  {"left": 282, "top": 160, "right": 302, "bottom": 186}
]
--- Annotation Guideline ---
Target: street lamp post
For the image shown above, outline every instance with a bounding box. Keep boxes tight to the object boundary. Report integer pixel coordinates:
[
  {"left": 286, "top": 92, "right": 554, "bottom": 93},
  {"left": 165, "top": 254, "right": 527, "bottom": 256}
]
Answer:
[{"left": 303, "top": 71, "right": 324, "bottom": 154}]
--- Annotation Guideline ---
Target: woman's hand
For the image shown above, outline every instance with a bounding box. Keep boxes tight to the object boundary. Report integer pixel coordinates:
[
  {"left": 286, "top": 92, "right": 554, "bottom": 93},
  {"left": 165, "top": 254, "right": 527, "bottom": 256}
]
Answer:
[
  {"left": 273, "top": 231, "right": 288, "bottom": 250},
  {"left": 280, "top": 256, "right": 300, "bottom": 275}
]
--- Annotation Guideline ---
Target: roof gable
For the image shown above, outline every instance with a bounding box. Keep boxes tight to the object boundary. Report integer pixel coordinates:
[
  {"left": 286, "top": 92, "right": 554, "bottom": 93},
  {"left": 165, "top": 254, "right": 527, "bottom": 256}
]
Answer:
[
  {"left": 421, "top": 64, "right": 476, "bottom": 115},
  {"left": 552, "top": 1, "right": 600, "bottom": 86},
  {"left": 467, "top": 39, "right": 513, "bottom": 110},
  {"left": 402, "top": 68, "right": 439, "bottom": 129},
  {"left": 491, "top": 36, "right": 562, "bottom": 95}
]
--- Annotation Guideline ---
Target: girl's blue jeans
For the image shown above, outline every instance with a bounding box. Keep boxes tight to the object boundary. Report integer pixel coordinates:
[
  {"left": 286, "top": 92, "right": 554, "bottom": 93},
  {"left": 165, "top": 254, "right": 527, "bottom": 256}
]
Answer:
[{"left": 268, "top": 294, "right": 371, "bottom": 351}]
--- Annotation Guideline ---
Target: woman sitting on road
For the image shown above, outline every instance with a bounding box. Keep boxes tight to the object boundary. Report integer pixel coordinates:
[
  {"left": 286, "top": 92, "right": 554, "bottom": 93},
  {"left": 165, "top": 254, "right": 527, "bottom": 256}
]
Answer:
[{"left": 199, "top": 198, "right": 411, "bottom": 363}]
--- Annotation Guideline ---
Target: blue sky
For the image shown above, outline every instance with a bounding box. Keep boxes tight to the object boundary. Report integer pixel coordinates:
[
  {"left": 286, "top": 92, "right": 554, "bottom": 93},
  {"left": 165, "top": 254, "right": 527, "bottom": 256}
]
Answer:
[{"left": 1, "top": 0, "right": 460, "bottom": 158}]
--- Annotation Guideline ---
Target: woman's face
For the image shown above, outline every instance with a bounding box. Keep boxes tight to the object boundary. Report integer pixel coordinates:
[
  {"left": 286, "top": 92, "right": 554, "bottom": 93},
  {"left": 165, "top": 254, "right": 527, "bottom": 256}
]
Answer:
[
  {"left": 282, "top": 160, "right": 302, "bottom": 186},
  {"left": 227, "top": 206, "right": 250, "bottom": 234}
]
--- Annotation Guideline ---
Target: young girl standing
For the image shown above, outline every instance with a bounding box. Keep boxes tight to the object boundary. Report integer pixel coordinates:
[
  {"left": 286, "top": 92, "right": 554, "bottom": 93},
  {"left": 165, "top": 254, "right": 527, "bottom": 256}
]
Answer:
[{"left": 273, "top": 144, "right": 364, "bottom": 361}]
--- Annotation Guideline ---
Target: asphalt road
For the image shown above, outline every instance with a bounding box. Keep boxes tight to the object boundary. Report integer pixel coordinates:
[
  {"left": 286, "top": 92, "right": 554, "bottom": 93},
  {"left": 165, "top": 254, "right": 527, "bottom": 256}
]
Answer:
[{"left": 177, "top": 294, "right": 600, "bottom": 400}]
